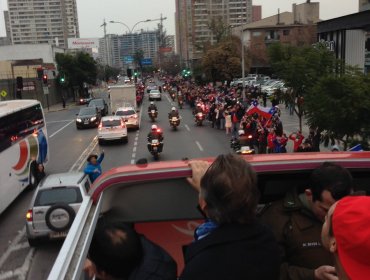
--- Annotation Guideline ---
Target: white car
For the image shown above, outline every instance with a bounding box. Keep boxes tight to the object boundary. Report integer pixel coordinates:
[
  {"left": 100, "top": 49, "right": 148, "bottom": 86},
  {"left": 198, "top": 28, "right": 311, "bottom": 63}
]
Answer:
[
  {"left": 149, "top": 89, "right": 161, "bottom": 101},
  {"left": 26, "top": 172, "right": 91, "bottom": 246},
  {"left": 98, "top": 116, "right": 128, "bottom": 144},
  {"left": 115, "top": 106, "right": 140, "bottom": 130}
]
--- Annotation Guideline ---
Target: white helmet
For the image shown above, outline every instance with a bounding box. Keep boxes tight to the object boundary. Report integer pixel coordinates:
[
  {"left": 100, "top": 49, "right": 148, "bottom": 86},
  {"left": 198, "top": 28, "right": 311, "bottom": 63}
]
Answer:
[
  {"left": 151, "top": 124, "right": 157, "bottom": 130},
  {"left": 238, "top": 130, "right": 245, "bottom": 136},
  {"left": 150, "top": 101, "right": 154, "bottom": 105},
  {"left": 171, "top": 107, "right": 176, "bottom": 111}
]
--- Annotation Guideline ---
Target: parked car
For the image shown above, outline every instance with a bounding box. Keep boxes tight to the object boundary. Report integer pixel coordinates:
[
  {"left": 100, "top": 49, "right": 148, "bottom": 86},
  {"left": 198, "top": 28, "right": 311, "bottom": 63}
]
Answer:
[
  {"left": 88, "top": 98, "right": 108, "bottom": 116},
  {"left": 115, "top": 106, "right": 140, "bottom": 130},
  {"left": 26, "top": 172, "right": 91, "bottom": 247},
  {"left": 149, "top": 89, "right": 161, "bottom": 101},
  {"left": 75, "top": 107, "right": 101, "bottom": 129},
  {"left": 77, "top": 95, "right": 92, "bottom": 105},
  {"left": 98, "top": 116, "right": 128, "bottom": 144}
]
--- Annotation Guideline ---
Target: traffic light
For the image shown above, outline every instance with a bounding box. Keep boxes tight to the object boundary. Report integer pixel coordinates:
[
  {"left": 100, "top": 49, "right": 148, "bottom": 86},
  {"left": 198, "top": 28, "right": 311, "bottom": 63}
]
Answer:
[
  {"left": 37, "top": 68, "right": 43, "bottom": 80},
  {"left": 42, "top": 74, "right": 48, "bottom": 85},
  {"left": 59, "top": 74, "right": 65, "bottom": 83},
  {"left": 134, "top": 70, "right": 138, "bottom": 77},
  {"left": 127, "top": 68, "right": 132, "bottom": 78},
  {"left": 16, "top": 76, "right": 23, "bottom": 89}
]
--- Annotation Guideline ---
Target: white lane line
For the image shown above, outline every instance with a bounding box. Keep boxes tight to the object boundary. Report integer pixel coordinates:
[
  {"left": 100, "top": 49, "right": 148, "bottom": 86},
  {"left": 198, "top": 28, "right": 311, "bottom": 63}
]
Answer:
[
  {"left": 47, "top": 119, "right": 74, "bottom": 124},
  {"left": 134, "top": 141, "right": 138, "bottom": 146},
  {"left": 133, "top": 147, "right": 137, "bottom": 152},
  {"left": 132, "top": 153, "right": 136, "bottom": 158},
  {"left": 69, "top": 136, "right": 98, "bottom": 172},
  {"left": 16, "top": 247, "right": 35, "bottom": 280},
  {"left": 131, "top": 159, "right": 135, "bottom": 164},
  {"left": 195, "top": 141, "right": 204, "bottom": 152},
  {"left": 0, "top": 227, "right": 26, "bottom": 268},
  {"left": 49, "top": 120, "right": 74, "bottom": 138},
  {"left": 185, "top": 124, "right": 190, "bottom": 132},
  {"left": 165, "top": 94, "right": 172, "bottom": 103},
  {"left": 135, "top": 137, "right": 139, "bottom": 141}
]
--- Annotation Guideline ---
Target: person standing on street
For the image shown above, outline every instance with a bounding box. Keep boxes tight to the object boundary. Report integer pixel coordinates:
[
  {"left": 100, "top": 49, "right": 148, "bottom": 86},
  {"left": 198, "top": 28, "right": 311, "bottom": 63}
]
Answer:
[{"left": 84, "top": 151, "right": 104, "bottom": 183}]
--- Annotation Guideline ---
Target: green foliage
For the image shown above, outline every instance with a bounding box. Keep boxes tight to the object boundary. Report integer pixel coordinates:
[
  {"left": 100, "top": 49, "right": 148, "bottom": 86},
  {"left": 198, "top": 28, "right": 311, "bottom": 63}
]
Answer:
[
  {"left": 97, "top": 65, "right": 120, "bottom": 82},
  {"left": 134, "top": 50, "right": 144, "bottom": 70},
  {"left": 55, "top": 52, "right": 97, "bottom": 89},
  {"left": 207, "top": 16, "right": 232, "bottom": 43},
  {"left": 305, "top": 72, "right": 370, "bottom": 149}
]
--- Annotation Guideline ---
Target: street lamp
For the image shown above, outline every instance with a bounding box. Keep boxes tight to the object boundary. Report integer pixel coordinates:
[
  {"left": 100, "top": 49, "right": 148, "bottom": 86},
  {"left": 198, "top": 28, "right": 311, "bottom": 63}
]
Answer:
[{"left": 109, "top": 19, "right": 155, "bottom": 34}]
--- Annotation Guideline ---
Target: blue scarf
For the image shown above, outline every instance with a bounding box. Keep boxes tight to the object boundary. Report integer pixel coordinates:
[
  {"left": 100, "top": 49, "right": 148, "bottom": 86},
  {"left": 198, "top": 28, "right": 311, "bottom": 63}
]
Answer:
[{"left": 194, "top": 219, "right": 219, "bottom": 241}]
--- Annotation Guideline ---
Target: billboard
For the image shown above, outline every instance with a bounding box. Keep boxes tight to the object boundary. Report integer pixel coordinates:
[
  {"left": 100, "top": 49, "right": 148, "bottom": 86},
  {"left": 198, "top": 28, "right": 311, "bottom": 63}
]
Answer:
[
  {"left": 123, "top": 56, "right": 134, "bottom": 63},
  {"left": 159, "top": 47, "right": 173, "bottom": 53},
  {"left": 141, "top": 58, "right": 152, "bottom": 66},
  {"left": 68, "top": 38, "right": 99, "bottom": 49}
]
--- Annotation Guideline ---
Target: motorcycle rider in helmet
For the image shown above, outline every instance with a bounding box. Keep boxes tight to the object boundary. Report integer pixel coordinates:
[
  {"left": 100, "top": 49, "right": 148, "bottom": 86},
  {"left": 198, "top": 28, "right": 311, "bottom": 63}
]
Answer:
[
  {"left": 147, "top": 124, "right": 164, "bottom": 152},
  {"left": 193, "top": 103, "right": 203, "bottom": 115},
  {"left": 148, "top": 101, "right": 157, "bottom": 113},
  {"left": 168, "top": 107, "right": 179, "bottom": 119}
]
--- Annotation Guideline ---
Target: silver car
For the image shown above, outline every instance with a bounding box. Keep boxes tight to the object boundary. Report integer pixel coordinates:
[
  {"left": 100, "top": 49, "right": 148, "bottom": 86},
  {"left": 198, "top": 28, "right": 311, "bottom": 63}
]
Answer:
[
  {"left": 98, "top": 116, "right": 128, "bottom": 144},
  {"left": 149, "top": 89, "right": 161, "bottom": 101},
  {"left": 26, "top": 172, "right": 91, "bottom": 247},
  {"left": 115, "top": 106, "right": 140, "bottom": 130}
]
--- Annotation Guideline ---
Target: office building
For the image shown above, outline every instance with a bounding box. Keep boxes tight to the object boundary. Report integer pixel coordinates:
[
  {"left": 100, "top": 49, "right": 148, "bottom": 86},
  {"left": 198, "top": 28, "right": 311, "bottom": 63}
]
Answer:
[
  {"left": 176, "top": 0, "right": 253, "bottom": 65},
  {"left": 6, "top": 0, "right": 79, "bottom": 47},
  {"left": 99, "top": 30, "right": 160, "bottom": 69}
]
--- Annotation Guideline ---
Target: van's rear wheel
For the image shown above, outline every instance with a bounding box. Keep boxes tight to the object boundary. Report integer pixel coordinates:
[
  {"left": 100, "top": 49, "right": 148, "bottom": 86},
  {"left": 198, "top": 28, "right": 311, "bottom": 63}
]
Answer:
[{"left": 45, "top": 204, "right": 76, "bottom": 232}]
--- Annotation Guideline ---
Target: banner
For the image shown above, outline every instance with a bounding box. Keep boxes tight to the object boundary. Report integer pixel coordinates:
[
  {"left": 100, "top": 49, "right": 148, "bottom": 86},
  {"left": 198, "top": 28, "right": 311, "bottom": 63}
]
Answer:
[{"left": 68, "top": 38, "right": 99, "bottom": 49}]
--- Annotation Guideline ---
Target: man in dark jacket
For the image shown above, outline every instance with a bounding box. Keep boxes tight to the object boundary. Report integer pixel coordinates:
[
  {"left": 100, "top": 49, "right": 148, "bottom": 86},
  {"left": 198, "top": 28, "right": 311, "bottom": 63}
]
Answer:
[
  {"left": 259, "top": 162, "right": 353, "bottom": 280},
  {"left": 85, "top": 218, "right": 177, "bottom": 280},
  {"left": 181, "top": 154, "right": 280, "bottom": 280}
]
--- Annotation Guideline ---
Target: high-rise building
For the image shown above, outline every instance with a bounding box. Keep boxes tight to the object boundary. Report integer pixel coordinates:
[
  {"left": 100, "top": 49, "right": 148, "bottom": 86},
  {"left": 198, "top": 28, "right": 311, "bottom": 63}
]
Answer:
[
  {"left": 6, "top": 0, "right": 79, "bottom": 47},
  {"left": 252, "top": 5, "right": 262, "bottom": 22},
  {"left": 359, "top": 0, "right": 370, "bottom": 11},
  {"left": 176, "top": 0, "right": 253, "bottom": 65},
  {"left": 99, "top": 30, "right": 160, "bottom": 69}
]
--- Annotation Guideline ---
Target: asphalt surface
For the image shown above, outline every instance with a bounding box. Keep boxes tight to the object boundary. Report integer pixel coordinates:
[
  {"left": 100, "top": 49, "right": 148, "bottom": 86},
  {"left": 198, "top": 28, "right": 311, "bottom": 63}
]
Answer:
[{"left": 0, "top": 85, "right": 324, "bottom": 280}]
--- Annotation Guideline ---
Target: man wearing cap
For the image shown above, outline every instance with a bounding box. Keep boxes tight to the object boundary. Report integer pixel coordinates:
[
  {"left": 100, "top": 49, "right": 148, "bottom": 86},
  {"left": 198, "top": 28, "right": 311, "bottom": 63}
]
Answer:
[
  {"left": 321, "top": 196, "right": 370, "bottom": 280},
  {"left": 259, "top": 162, "right": 353, "bottom": 280},
  {"left": 84, "top": 151, "right": 104, "bottom": 183}
]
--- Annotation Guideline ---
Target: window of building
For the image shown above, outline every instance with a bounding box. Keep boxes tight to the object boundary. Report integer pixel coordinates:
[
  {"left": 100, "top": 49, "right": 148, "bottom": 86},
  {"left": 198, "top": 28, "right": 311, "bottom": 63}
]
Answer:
[
  {"left": 252, "top": 31, "right": 262, "bottom": 37},
  {"left": 283, "top": 30, "right": 290, "bottom": 36}
]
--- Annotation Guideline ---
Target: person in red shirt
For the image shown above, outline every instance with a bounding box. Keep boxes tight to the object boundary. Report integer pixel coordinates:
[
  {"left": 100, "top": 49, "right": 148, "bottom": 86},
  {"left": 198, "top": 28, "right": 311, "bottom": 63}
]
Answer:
[
  {"left": 267, "top": 129, "right": 276, "bottom": 154},
  {"left": 289, "top": 130, "right": 305, "bottom": 152}
]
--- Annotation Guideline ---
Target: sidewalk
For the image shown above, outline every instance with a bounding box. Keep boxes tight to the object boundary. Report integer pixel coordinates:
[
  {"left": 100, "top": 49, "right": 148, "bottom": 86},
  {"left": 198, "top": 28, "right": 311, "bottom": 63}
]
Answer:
[{"left": 45, "top": 99, "right": 77, "bottom": 113}]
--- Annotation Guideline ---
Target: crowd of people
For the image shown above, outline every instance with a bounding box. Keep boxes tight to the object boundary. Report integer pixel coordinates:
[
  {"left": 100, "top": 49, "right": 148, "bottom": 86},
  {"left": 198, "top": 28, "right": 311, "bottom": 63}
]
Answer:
[{"left": 159, "top": 79, "right": 327, "bottom": 154}]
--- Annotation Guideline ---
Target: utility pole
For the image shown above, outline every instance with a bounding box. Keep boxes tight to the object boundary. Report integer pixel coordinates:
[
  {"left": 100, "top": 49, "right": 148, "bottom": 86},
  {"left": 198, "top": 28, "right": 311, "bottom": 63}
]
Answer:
[
  {"left": 158, "top": 14, "right": 167, "bottom": 71},
  {"left": 100, "top": 19, "right": 108, "bottom": 65}
]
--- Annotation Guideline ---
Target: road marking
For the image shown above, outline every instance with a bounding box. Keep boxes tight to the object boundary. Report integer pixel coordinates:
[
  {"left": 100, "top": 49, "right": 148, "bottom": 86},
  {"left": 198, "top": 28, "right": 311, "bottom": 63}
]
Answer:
[
  {"left": 47, "top": 119, "right": 74, "bottom": 124},
  {"left": 165, "top": 94, "right": 172, "bottom": 103},
  {"left": 131, "top": 159, "right": 135, "bottom": 164},
  {"left": 132, "top": 153, "right": 136, "bottom": 158},
  {"left": 69, "top": 136, "right": 98, "bottom": 172},
  {"left": 0, "top": 227, "right": 26, "bottom": 269},
  {"left": 0, "top": 248, "right": 35, "bottom": 280},
  {"left": 49, "top": 120, "right": 74, "bottom": 138},
  {"left": 195, "top": 141, "right": 204, "bottom": 152},
  {"left": 185, "top": 124, "right": 190, "bottom": 132},
  {"left": 133, "top": 147, "right": 137, "bottom": 152}
]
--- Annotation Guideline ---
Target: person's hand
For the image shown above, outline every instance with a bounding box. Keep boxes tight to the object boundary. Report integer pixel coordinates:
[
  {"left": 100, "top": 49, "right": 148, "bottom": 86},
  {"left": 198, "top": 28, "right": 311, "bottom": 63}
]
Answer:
[
  {"left": 83, "top": 258, "right": 96, "bottom": 279},
  {"left": 186, "top": 161, "right": 210, "bottom": 193},
  {"left": 314, "top": 265, "right": 338, "bottom": 280}
]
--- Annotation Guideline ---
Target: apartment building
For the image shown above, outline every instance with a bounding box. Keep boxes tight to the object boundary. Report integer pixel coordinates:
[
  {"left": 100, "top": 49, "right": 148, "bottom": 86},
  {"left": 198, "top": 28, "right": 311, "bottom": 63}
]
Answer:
[
  {"left": 176, "top": 0, "right": 253, "bottom": 65},
  {"left": 6, "top": 0, "right": 79, "bottom": 48}
]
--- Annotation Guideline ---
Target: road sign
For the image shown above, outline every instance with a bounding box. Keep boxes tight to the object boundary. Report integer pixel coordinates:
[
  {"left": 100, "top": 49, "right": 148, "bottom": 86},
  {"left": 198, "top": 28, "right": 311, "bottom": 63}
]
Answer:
[
  {"left": 141, "top": 58, "right": 152, "bottom": 66},
  {"left": 43, "top": 86, "right": 49, "bottom": 95},
  {"left": 123, "top": 56, "right": 134, "bottom": 63},
  {"left": 0, "top": 90, "right": 7, "bottom": 97}
]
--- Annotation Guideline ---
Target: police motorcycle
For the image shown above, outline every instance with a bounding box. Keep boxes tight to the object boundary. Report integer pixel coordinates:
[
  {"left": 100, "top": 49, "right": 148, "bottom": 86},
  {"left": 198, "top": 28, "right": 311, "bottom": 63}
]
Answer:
[
  {"left": 195, "top": 111, "right": 205, "bottom": 126},
  {"left": 230, "top": 130, "right": 255, "bottom": 155},
  {"left": 178, "top": 94, "right": 184, "bottom": 109},
  {"left": 168, "top": 107, "right": 181, "bottom": 131},
  {"left": 148, "top": 102, "right": 158, "bottom": 122},
  {"left": 147, "top": 125, "right": 163, "bottom": 160}
]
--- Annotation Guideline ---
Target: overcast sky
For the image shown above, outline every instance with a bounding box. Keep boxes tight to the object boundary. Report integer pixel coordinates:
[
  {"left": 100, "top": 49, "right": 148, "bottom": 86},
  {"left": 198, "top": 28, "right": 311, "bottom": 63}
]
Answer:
[{"left": 0, "top": 0, "right": 359, "bottom": 38}]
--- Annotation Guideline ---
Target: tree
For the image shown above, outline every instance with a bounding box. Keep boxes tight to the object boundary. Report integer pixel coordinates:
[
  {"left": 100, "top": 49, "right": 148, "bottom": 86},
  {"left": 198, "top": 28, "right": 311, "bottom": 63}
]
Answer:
[
  {"left": 207, "top": 16, "right": 232, "bottom": 43},
  {"left": 133, "top": 49, "right": 144, "bottom": 71},
  {"left": 97, "top": 64, "right": 120, "bottom": 82},
  {"left": 202, "top": 36, "right": 249, "bottom": 82},
  {"left": 305, "top": 71, "right": 370, "bottom": 150},
  {"left": 268, "top": 43, "right": 337, "bottom": 131},
  {"left": 55, "top": 52, "right": 97, "bottom": 97},
  {"left": 161, "top": 53, "right": 182, "bottom": 75}
]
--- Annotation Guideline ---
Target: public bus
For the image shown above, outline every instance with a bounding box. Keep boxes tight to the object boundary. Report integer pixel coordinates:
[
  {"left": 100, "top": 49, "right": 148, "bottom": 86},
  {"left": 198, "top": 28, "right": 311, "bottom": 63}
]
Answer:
[{"left": 0, "top": 100, "right": 48, "bottom": 214}]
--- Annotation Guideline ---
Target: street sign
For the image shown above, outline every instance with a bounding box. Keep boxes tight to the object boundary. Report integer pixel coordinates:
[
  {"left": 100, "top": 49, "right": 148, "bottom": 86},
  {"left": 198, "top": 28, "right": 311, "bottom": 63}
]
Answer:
[
  {"left": 141, "top": 58, "right": 153, "bottom": 66},
  {"left": 123, "top": 56, "right": 134, "bottom": 63},
  {"left": 0, "top": 90, "right": 7, "bottom": 97},
  {"left": 23, "top": 81, "right": 36, "bottom": 91},
  {"left": 43, "top": 86, "right": 49, "bottom": 95}
]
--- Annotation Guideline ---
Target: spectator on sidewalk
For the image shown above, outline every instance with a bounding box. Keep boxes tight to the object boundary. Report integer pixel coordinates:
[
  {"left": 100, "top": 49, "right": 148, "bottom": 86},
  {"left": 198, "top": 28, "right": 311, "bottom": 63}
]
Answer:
[{"left": 289, "top": 130, "right": 305, "bottom": 152}]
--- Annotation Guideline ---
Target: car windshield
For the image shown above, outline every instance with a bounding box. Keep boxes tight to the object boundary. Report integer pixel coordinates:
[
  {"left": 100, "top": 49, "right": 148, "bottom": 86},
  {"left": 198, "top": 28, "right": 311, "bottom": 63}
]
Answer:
[
  {"left": 150, "top": 90, "right": 160, "bottom": 93},
  {"left": 89, "top": 100, "right": 104, "bottom": 107},
  {"left": 102, "top": 120, "right": 121, "bottom": 127},
  {"left": 34, "top": 187, "right": 82, "bottom": 206},
  {"left": 79, "top": 107, "right": 96, "bottom": 115},
  {"left": 116, "top": 110, "right": 135, "bottom": 116}
]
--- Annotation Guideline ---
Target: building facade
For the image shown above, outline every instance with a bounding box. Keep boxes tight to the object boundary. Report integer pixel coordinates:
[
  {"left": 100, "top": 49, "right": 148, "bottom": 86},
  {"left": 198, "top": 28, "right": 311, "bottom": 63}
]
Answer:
[
  {"left": 99, "top": 30, "right": 160, "bottom": 69},
  {"left": 6, "top": 0, "right": 79, "bottom": 48},
  {"left": 232, "top": 2, "right": 319, "bottom": 72},
  {"left": 317, "top": 10, "right": 370, "bottom": 74},
  {"left": 176, "top": 0, "right": 253, "bottom": 65}
]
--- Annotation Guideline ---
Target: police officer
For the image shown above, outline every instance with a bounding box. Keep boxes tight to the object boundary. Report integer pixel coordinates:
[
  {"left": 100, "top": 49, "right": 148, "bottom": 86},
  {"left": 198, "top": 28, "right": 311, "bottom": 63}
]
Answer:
[{"left": 259, "top": 162, "right": 353, "bottom": 280}]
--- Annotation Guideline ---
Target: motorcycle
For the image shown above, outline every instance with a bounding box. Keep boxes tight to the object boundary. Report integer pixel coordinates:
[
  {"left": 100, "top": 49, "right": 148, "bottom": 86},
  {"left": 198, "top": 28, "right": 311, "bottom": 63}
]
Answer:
[
  {"left": 149, "top": 139, "right": 162, "bottom": 160},
  {"left": 178, "top": 99, "right": 184, "bottom": 109},
  {"left": 170, "top": 92, "right": 176, "bottom": 101},
  {"left": 195, "top": 112, "right": 205, "bottom": 126},
  {"left": 148, "top": 110, "right": 157, "bottom": 122},
  {"left": 230, "top": 135, "right": 255, "bottom": 155},
  {"left": 169, "top": 116, "right": 180, "bottom": 131}
]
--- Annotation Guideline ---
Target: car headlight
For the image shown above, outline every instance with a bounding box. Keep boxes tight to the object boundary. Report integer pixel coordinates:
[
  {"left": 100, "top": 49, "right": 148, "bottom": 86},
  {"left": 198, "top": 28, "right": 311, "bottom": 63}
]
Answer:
[
  {"left": 90, "top": 117, "right": 96, "bottom": 121},
  {"left": 76, "top": 118, "right": 82, "bottom": 122}
]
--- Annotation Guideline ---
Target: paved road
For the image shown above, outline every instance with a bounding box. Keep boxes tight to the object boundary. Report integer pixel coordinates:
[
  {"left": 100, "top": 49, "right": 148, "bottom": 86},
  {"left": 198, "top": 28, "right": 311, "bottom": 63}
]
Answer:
[{"left": 0, "top": 87, "right": 311, "bottom": 280}]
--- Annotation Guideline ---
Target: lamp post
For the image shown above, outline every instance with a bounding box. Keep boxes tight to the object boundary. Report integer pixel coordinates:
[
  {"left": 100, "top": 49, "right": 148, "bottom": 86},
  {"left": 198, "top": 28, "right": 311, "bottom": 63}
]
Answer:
[{"left": 241, "top": 28, "right": 245, "bottom": 100}]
